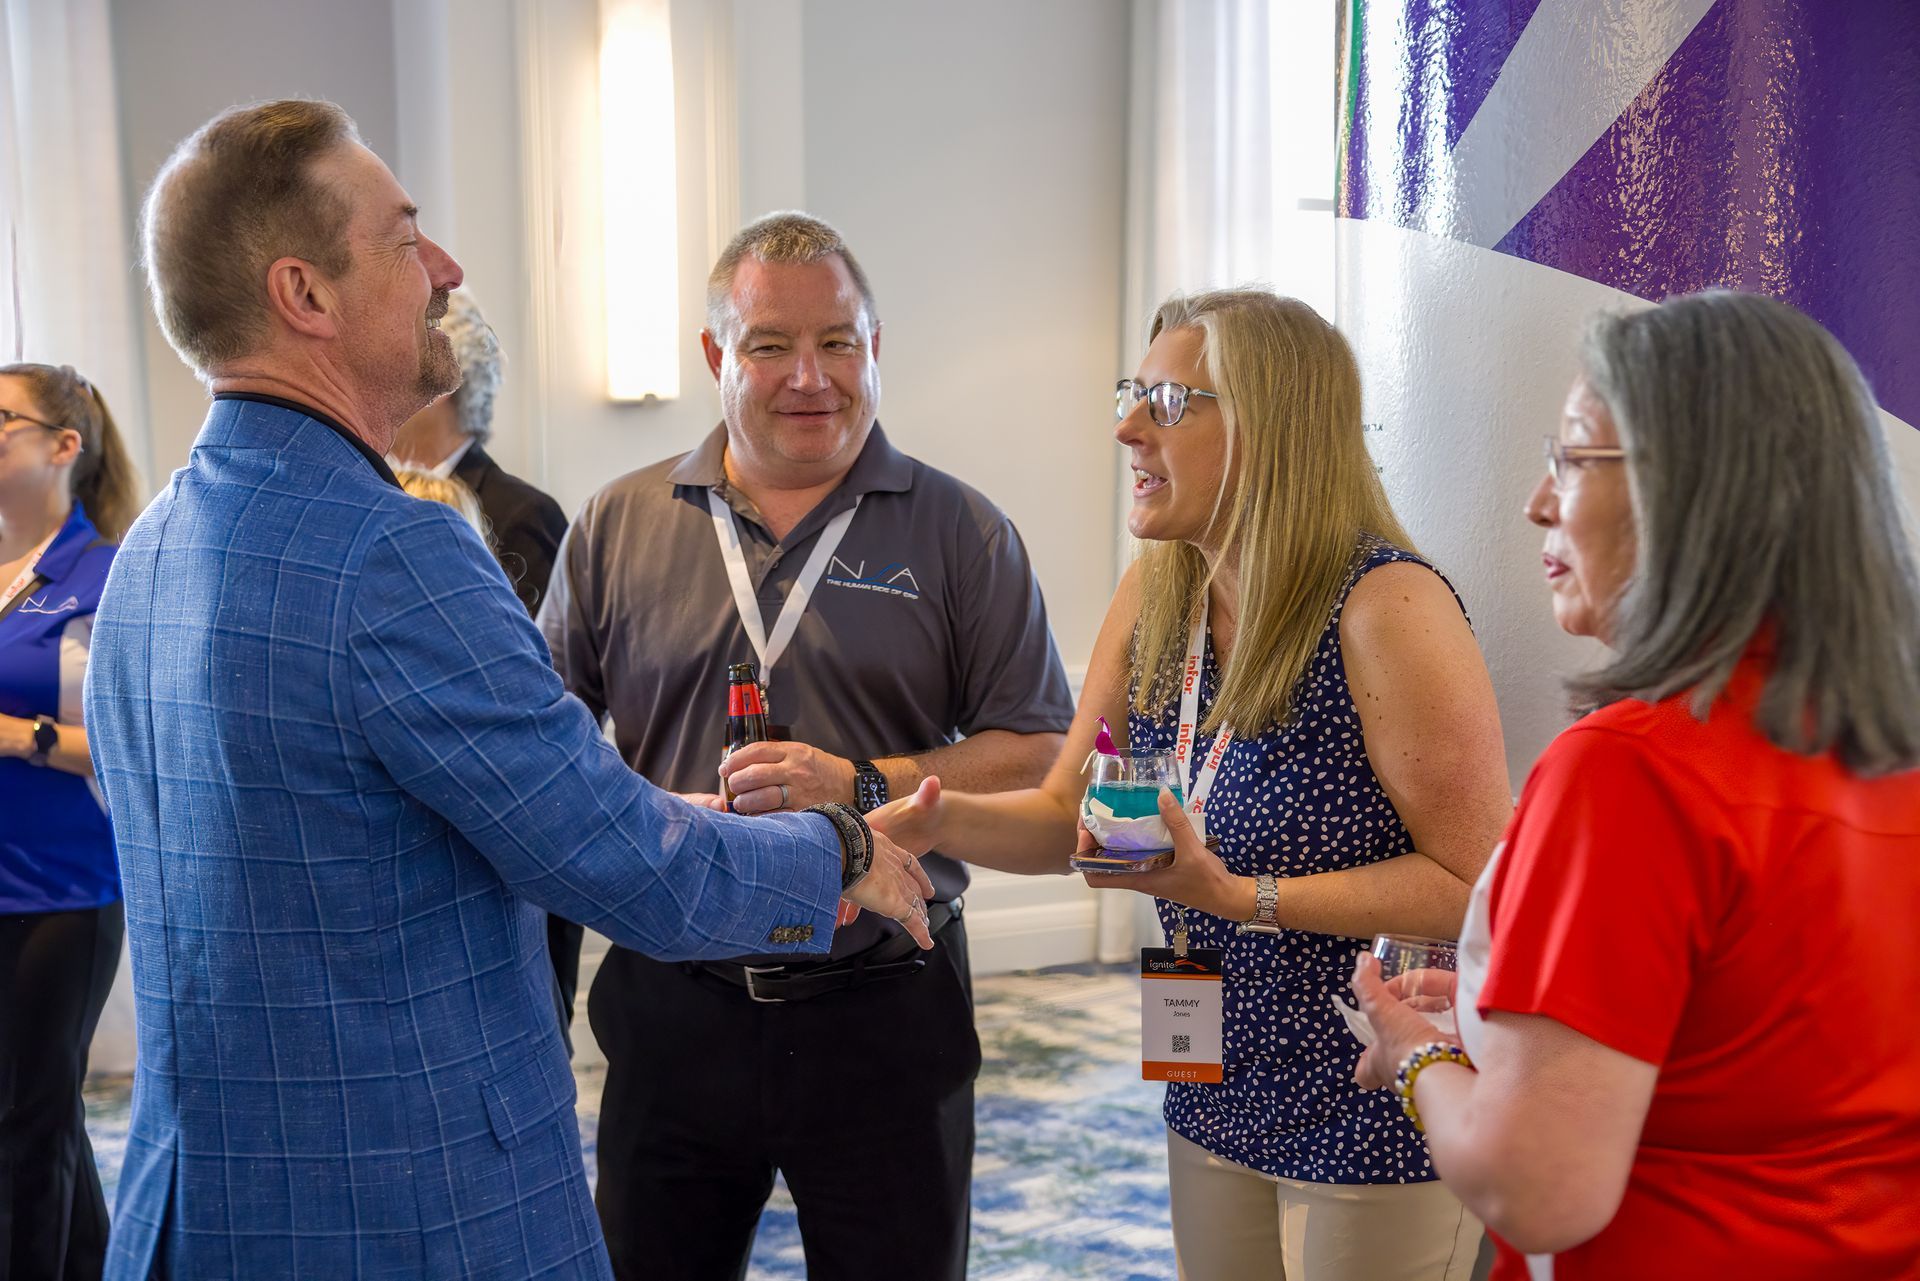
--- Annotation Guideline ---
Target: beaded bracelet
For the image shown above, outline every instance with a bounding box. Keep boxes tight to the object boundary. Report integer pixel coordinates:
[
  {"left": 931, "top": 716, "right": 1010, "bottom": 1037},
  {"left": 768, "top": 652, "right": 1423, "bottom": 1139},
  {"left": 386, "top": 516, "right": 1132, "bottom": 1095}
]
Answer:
[
  {"left": 805, "top": 802, "right": 874, "bottom": 890},
  {"left": 1393, "top": 1040, "right": 1473, "bottom": 1132}
]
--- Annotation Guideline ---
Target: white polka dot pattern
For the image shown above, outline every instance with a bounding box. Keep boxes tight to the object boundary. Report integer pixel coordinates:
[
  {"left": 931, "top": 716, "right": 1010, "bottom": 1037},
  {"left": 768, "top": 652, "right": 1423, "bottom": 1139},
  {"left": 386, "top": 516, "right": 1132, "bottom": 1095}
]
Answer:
[{"left": 1132, "top": 536, "right": 1452, "bottom": 1185}]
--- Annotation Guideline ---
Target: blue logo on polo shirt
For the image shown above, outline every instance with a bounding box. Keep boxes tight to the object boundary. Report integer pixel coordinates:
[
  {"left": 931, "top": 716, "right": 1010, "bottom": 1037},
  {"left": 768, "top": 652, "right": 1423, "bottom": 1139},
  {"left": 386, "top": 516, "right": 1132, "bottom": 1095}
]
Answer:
[{"left": 825, "top": 556, "right": 922, "bottom": 601}]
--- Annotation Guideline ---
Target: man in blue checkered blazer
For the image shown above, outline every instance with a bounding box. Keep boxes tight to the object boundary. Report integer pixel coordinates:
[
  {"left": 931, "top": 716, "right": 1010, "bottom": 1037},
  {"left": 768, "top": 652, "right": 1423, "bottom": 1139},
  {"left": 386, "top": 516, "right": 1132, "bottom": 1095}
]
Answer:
[{"left": 83, "top": 101, "right": 935, "bottom": 1280}]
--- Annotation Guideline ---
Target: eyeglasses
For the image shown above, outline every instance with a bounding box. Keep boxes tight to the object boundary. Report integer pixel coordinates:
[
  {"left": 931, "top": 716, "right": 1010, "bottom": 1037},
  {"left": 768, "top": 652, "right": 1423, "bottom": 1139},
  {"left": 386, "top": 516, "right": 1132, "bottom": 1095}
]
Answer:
[
  {"left": 1115, "top": 379, "right": 1220, "bottom": 428},
  {"left": 1543, "top": 436, "right": 1626, "bottom": 490},
  {"left": 0, "top": 409, "right": 69, "bottom": 441}
]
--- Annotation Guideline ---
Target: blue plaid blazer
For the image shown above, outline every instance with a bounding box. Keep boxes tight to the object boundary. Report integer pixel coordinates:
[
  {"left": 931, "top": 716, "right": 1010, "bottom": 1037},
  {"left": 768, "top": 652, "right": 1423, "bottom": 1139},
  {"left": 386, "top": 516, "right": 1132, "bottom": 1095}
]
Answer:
[{"left": 85, "top": 398, "right": 844, "bottom": 1280}]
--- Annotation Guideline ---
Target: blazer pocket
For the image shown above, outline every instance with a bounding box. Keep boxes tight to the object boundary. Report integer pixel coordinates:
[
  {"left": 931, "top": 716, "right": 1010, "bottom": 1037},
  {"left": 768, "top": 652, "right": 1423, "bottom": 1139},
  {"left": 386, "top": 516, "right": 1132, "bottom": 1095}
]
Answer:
[{"left": 480, "top": 1051, "right": 575, "bottom": 1151}]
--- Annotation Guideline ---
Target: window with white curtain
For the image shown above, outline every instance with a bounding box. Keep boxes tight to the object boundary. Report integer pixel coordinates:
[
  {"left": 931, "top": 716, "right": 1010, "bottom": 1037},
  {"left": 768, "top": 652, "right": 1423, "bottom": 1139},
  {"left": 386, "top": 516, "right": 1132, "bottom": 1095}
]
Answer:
[
  {"left": 1123, "top": 0, "right": 1337, "bottom": 335},
  {"left": 0, "top": 0, "right": 148, "bottom": 480}
]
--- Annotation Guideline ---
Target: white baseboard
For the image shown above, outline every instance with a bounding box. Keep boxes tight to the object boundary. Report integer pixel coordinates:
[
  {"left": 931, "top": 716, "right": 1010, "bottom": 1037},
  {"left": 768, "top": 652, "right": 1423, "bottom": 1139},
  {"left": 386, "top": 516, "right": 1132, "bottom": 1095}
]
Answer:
[{"left": 961, "top": 867, "right": 1102, "bottom": 976}]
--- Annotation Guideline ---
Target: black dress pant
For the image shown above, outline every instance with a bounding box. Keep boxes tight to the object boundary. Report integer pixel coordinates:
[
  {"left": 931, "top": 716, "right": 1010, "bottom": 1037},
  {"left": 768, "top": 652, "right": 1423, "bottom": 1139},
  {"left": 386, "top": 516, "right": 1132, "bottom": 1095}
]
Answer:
[
  {"left": 590, "top": 920, "right": 980, "bottom": 1281},
  {"left": 548, "top": 914, "right": 586, "bottom": 1050},
  {"left": 0, "top": 900, "right": 124, "bottom": 1281}
]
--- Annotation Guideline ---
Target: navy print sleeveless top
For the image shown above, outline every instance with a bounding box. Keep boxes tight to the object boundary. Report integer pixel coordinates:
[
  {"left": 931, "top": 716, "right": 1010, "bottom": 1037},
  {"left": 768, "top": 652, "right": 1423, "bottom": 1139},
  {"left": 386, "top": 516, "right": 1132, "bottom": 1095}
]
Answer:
[{"left": 1129, "top": 535, "right": 1452, "bottom": 1184}]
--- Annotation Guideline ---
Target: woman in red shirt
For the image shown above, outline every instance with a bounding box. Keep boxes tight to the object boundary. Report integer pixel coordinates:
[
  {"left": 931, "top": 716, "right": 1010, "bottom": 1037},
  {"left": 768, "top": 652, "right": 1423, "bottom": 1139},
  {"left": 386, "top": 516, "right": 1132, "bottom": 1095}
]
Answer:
[{"left": 1352, "top": 290, "right": 1920, "bottom": 1280}]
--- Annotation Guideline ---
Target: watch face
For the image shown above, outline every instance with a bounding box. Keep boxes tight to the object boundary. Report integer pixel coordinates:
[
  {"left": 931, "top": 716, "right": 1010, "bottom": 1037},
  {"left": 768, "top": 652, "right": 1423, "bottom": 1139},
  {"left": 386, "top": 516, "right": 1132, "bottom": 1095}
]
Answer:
[
  {"left": 33, "top": 719, "right": 58, "bottom": 753},
  {"left": 854, "top": 763, "right": 889, "bottom": 813}
]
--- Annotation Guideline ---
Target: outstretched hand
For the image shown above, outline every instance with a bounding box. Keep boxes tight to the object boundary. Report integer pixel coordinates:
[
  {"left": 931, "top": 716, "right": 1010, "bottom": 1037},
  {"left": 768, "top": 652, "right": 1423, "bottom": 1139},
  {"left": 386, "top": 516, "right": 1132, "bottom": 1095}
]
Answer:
[
  {"left": 845, "top": 778, "right": 942, "bottom": 949},
  {"left": 866, "top": 774, "right": 943, "bottom": 857}
]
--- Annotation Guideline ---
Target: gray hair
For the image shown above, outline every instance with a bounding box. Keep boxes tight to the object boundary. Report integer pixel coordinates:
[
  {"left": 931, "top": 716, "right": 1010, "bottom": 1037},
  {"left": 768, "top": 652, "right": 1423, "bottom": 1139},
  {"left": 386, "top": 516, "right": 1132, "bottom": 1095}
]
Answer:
[
  {"left": 1572, "top": 290, "right": 1920, "bottom": 775},
  {"left": 441, "top": 290, "right": 502, "bottom": 442},
  {"left": 704, "top": 211, "right": 878, "bottom": 343}
]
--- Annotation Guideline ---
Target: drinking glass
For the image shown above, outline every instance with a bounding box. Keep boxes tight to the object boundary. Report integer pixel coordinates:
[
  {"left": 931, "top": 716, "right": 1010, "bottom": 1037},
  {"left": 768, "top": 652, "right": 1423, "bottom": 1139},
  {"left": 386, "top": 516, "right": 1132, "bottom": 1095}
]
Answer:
[
  {"left": 1071, "top": 750, "right": 1182, "bottom": 874},
  {"left": 1370, "top": 933, "right": 1459, "bottom": 1036}
]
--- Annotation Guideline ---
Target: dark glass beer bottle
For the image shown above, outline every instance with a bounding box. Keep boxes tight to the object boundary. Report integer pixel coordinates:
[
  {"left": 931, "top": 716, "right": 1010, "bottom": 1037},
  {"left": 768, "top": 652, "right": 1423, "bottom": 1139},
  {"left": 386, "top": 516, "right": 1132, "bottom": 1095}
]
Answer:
[{"left": 722, "top": 662, "right": 769, "bottom": 813}]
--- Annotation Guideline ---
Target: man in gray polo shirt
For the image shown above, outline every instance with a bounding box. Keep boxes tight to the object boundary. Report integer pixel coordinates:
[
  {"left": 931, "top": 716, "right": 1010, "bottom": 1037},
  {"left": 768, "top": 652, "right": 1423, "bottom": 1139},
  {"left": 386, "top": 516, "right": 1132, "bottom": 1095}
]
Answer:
[{"left": 537, "top": 211, "right": 1072, "bottom": 1281}]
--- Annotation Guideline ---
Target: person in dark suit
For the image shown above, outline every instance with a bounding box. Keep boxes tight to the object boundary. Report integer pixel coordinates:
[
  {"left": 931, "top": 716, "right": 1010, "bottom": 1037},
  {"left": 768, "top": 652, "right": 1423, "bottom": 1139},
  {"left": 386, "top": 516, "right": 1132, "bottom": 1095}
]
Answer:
[
  {"left": 391, "top": 289, "right": 567, "bottom": 616},
  {"left": 391, "top": 290, "right": 585, "bottom": 1035}
]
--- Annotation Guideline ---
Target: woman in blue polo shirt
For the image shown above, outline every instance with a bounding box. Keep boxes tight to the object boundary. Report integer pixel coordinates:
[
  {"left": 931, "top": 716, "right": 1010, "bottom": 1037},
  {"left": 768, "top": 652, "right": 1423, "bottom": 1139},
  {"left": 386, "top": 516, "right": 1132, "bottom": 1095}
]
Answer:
[{"left": 0, "top": 362, "right": 139, "bottom": 1279}]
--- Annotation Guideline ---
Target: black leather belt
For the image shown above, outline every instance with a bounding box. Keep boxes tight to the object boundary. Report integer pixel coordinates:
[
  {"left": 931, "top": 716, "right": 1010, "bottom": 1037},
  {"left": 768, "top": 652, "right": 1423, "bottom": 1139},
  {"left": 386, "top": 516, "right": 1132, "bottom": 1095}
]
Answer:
[{"left": 686, "top": 897, "right": 963, "bottom": 1004}]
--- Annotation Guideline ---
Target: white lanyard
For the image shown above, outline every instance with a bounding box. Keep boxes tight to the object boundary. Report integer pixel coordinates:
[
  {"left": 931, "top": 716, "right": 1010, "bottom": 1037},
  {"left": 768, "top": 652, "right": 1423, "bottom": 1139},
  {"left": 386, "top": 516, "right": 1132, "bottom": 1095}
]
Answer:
[
  {"left": 1173, "top": 601, "right": 1235, "bottom": 816},
  {"left": 708, "top": 488, "right": 860, "bottom": 685},
  {"left": 0, "top": 531, "right": 56, "bottom": 613}
]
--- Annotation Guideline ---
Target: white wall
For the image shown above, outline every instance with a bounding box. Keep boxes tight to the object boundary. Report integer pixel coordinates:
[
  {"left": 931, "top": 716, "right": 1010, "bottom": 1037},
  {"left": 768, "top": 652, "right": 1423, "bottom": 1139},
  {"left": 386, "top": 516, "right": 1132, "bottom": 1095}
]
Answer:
[
  {"left": 109, "top": 0, "right": 400, "bottom": 480},
  {"left": 780, "top": 0, "right": 1129, "bottom": 668}
]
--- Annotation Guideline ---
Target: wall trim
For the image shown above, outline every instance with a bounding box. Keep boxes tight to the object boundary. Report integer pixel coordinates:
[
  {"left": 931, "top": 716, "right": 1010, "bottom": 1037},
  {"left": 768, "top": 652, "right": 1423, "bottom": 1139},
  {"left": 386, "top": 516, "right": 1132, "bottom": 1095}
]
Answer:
[
  {"left": 966, "top": 895, "right": 1099, "bottom": 977},
  {"left": 513, "top": 0, "right": 560, "bottom": 490},
  {"left": 703, "top": 0, "right": 740, "bottom": 261}
]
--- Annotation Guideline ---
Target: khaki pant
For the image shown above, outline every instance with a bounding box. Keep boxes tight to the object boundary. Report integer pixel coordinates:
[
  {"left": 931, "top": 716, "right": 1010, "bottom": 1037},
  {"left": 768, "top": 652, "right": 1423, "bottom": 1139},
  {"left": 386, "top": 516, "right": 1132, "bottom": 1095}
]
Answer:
[{"left": 1167, "top": 1128, "right": 1484, "bottom": 1281}]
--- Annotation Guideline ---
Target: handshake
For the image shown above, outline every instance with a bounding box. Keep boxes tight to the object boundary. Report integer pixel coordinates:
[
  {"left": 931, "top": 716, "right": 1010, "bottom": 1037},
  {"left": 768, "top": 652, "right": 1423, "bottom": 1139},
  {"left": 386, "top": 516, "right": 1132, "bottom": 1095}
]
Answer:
[{"left": 679, "top": 739, "right": 944, "bottom": 949}]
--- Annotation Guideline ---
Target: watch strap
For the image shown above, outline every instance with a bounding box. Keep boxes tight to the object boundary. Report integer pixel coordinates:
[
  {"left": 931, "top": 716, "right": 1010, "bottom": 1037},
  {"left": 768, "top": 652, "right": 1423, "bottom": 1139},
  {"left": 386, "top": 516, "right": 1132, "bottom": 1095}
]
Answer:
[
  {"left": 1235, "top": 872, "right": 1282, "bottom": 936},
  {"left": 851, "top": 759, "right": 890, "bottom": 814},
  {"left": 28, "top": 715, "right": 57, "bottom": 768}
]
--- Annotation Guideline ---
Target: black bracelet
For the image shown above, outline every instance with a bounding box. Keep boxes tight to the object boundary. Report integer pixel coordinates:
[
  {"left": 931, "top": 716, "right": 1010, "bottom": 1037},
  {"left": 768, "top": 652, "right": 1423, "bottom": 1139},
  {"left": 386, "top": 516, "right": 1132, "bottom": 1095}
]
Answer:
[{"left": 805, "top": 802, "right": 875, "bottom": 890}]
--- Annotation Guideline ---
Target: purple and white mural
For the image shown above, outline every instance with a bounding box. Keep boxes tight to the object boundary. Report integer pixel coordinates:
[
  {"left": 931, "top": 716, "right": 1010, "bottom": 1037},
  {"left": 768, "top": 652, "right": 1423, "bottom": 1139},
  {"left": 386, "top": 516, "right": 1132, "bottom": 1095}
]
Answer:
[{"left": 1334, "top": 0, "right": 1920, "bottom": 782}]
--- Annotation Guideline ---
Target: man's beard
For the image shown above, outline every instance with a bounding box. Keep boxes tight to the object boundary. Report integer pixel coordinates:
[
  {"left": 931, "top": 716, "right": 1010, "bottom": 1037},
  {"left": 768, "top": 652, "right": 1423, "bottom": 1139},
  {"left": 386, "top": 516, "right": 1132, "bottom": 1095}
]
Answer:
[
  {"left": 414, "top": 288, "right": 460, "bottom": 399},
  {"left": 417, "top": 329, "right": 461, "bottom": 400}
]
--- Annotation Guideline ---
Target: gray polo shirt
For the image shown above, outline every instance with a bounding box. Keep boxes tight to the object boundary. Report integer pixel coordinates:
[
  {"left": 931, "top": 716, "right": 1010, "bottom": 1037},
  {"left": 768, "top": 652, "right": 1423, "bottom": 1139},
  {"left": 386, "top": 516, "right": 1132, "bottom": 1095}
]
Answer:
[{"left": 538, "top": 422, "right": 1074, "bottom": 961}]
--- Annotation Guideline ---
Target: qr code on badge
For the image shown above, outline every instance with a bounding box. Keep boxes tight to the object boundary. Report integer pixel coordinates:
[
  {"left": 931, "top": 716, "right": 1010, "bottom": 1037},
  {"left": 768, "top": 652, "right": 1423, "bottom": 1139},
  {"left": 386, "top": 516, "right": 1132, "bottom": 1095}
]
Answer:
[{"left": 1171, "top": 1034, "right": 1192, "bottom": 1054}]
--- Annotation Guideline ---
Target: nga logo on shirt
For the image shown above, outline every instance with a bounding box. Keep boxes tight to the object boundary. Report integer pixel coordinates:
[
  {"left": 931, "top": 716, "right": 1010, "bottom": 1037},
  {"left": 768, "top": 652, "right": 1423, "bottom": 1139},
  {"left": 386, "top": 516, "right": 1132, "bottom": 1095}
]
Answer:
[
  {"left": 16, "top": 593, "right": 80, "bottom": 616},
  {"left": 825, "top": 555, "right": 921, "bottom": 601}
]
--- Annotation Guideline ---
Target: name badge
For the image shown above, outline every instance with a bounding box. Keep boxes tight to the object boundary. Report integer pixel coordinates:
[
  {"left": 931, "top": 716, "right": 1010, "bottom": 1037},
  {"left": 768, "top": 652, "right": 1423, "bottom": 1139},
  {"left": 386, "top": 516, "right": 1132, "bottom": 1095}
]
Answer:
[{"left": 1140, "top": 947, "right": 1223, "bottom": 1083}]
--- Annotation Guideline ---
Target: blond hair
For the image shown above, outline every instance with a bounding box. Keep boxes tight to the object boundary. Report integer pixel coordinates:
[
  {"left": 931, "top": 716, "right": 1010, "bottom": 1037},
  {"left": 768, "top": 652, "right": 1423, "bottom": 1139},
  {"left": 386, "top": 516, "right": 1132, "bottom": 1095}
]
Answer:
[
  {"left": 0, "top": 363, "right": 142, "bottom": 541},
  {"left": 397, "top": 470, "right": 491, "bottom": 548},
  {"left": 141, "top": 99, "right": 360, "bottom": 376},
  {"left": 1132, "top": 290, "right": 1413, "bottom": 735}
]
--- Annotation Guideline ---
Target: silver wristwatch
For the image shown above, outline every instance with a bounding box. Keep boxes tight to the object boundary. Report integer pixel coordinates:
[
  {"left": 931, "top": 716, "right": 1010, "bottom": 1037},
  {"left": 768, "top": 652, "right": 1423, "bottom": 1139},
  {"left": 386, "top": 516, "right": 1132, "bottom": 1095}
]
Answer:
[{"left": 1236, "top": 873, "right": 1282, "bottom": 936}]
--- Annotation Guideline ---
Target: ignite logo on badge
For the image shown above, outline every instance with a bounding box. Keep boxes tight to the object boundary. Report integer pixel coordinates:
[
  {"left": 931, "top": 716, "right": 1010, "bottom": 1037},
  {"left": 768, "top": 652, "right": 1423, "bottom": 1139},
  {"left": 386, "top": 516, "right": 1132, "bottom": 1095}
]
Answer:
[
  {"left": 825, "top": 556, "right": 922, "bottom": 600},
  {"left": 1141, "top": 946, "right": 1224, "bottom": 1083}
]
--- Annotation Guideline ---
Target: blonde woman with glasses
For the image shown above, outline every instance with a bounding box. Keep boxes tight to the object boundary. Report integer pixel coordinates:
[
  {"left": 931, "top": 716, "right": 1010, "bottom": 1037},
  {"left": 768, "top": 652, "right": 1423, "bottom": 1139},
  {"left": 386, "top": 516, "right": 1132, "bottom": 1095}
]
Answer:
[{"left": 872, "top": 289, "right": 1512, "bottom": 1279}]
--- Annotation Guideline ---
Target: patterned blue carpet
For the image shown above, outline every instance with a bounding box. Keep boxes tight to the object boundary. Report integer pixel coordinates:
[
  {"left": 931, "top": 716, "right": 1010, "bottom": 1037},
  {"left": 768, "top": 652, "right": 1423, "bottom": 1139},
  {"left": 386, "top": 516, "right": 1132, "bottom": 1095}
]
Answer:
[{"left": 86, "top": 962, "right": 1175, "bottom": 1279}]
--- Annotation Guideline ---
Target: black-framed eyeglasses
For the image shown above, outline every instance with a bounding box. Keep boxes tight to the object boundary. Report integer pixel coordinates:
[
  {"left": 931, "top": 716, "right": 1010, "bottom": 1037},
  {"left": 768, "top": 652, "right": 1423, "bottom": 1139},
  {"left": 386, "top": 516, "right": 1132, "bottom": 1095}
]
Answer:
[
  {"left": 1543, "top": 436, "right": 1626, "bottom": 490},
  {"left": 0, "top": 408, "right": 69, "bottom": 440},
  {"left": 1115, "top": 379, "right": 1220, "bottom": 428}
]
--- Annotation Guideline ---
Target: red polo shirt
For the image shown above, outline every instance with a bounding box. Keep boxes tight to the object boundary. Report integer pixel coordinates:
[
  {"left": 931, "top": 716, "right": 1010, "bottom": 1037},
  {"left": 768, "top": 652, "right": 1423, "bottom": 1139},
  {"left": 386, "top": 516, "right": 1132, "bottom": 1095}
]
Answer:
[{"left": 1479, "top": 657, "right": 1920, "bottom": 1280}]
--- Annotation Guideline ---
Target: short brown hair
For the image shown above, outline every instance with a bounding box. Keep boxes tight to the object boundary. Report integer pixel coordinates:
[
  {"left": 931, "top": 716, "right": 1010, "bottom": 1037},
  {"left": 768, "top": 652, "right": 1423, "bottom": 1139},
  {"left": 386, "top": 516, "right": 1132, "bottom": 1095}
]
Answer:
[
  {"left": 705, "top": 211, "right": 878, "bottom": 342},
  {"left": 141, "top": 99, "right": 361, "bottom": 377}
]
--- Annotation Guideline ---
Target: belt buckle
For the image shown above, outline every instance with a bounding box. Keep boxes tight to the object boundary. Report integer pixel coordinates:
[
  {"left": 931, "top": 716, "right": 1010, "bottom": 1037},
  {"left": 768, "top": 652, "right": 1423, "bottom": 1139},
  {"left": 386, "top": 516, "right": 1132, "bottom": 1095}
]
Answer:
[{"left": 743, "top": 964, "right": 788, "bottom": 1003}]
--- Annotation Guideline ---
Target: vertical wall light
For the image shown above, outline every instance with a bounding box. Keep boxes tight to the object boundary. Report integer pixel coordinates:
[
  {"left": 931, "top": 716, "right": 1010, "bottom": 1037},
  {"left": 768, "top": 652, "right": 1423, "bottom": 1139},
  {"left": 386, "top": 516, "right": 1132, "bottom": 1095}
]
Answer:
[{"left": 599, "top": 0, "right": 680, "bottom": 401}]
